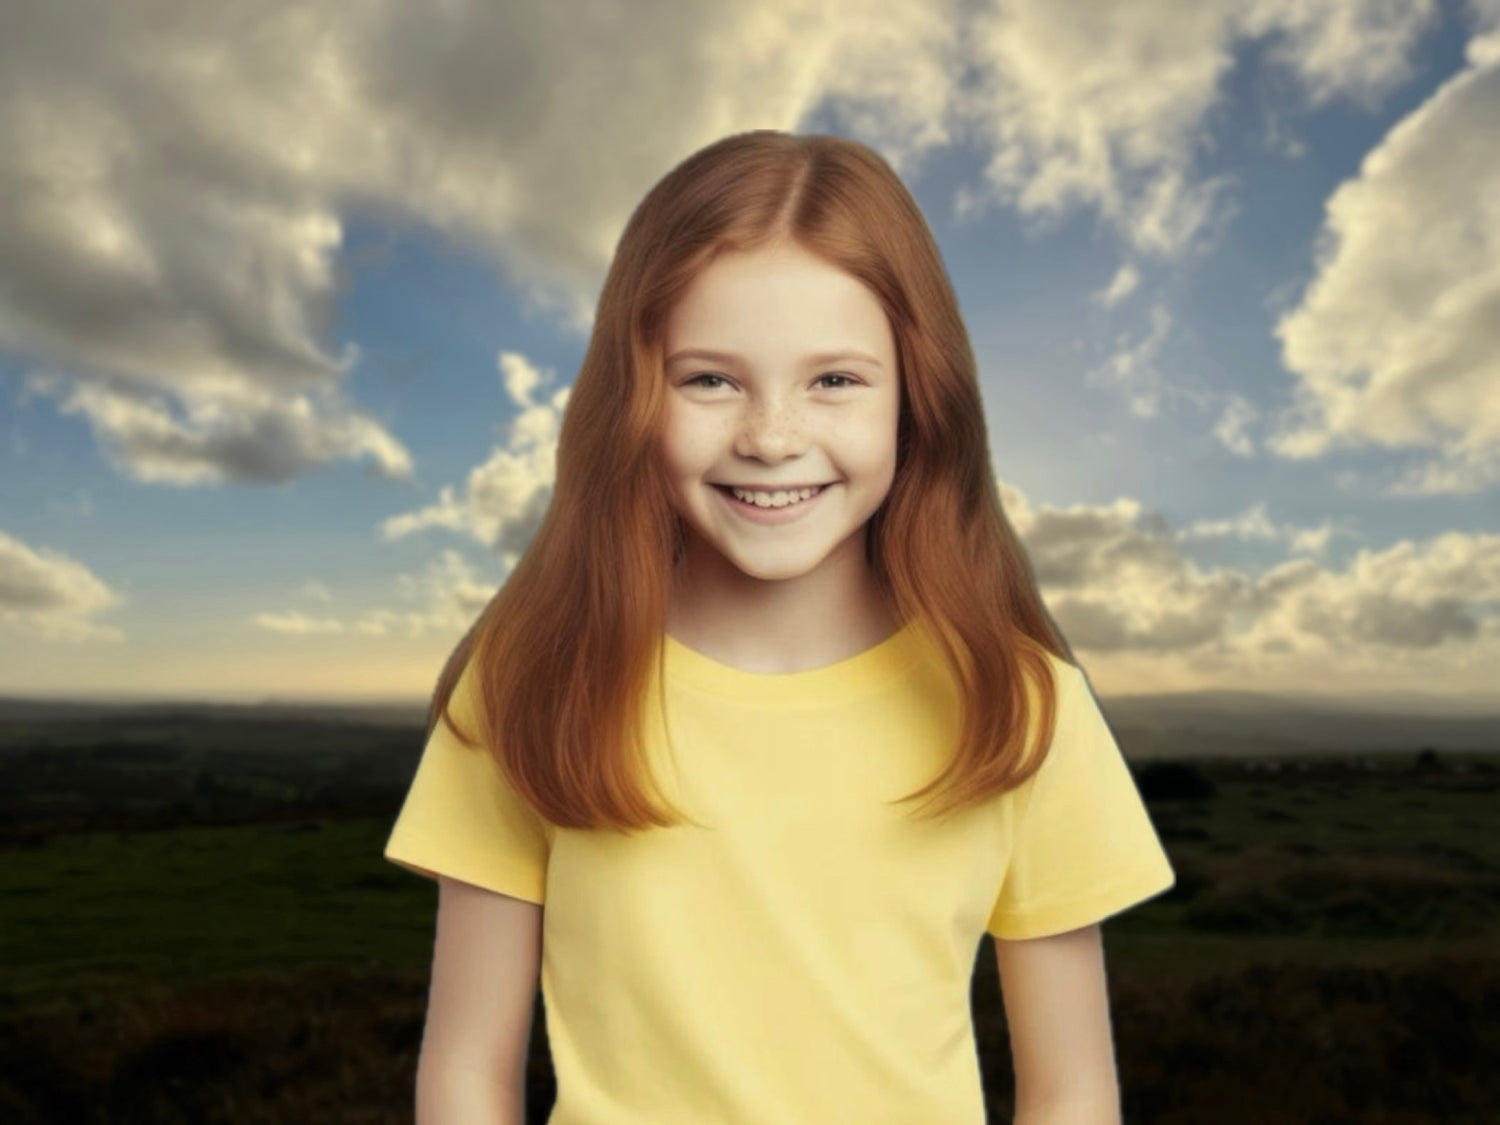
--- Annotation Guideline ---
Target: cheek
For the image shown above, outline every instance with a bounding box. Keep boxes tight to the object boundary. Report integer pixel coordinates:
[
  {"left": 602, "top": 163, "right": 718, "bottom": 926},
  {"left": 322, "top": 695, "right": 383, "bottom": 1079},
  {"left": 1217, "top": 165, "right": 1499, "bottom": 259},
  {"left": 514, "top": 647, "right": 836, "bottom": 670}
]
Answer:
[
  {"left": 658, "top": 414, "right": 696, "bottom": 473},
  {"left": 661, "top": 414, "right": 722, "bottom": 474},
  {"left": 839, "top": 420, "right": 897, "bottom": 472}
]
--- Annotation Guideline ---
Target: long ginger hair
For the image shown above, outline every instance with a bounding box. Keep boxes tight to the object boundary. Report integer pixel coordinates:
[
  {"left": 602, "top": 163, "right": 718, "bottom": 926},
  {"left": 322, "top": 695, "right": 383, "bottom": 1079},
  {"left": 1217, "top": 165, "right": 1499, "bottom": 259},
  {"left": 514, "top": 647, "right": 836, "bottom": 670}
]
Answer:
[{"left": 425, "top": 129, "right": 1075, "bottom": 835}]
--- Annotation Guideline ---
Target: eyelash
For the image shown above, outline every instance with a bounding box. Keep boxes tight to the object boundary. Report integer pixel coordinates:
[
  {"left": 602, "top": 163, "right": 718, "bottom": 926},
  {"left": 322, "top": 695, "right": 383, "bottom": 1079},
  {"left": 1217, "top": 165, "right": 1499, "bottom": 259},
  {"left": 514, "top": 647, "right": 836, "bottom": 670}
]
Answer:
[{"left": 682, "top": 372, "right": 859, "bottom": 390}]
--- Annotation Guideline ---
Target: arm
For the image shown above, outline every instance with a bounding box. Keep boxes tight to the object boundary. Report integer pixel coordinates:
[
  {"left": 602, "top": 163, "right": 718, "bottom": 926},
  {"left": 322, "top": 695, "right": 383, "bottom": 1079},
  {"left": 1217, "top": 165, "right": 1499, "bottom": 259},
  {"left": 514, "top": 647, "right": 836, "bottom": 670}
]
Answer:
[
  {"left": 994, "top": 923, "right": 1121, "bottom": 1125},
  {"left": 415, "top": 875, "right": 544, "bottom": 1124}
]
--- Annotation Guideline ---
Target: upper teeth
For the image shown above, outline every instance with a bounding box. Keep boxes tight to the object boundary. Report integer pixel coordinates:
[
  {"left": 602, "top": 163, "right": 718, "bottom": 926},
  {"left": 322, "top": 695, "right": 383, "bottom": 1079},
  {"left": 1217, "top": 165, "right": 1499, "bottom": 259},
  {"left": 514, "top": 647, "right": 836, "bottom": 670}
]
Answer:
[{"left": 729, "top": 485, "right": 823, "bottom": 507}]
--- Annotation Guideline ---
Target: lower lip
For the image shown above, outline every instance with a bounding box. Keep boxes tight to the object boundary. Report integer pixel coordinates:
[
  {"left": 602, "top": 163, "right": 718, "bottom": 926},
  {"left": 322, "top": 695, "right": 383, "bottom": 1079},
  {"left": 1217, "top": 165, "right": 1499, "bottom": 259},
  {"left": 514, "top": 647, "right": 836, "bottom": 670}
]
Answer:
[{"left": 714, "top": 484, "right": 832, "bottom": 524}]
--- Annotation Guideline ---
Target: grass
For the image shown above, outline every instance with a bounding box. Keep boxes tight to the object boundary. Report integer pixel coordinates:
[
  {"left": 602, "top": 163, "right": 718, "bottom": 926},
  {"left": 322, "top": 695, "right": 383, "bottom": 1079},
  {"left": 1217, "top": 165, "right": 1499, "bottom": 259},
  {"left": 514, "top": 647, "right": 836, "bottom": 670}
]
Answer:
[
  {"left": 3, "top": 818, "right": 434, "bottom": 1011},
  {"left": 2, "top": 748, "right": 1497, "bottom": 1122}
]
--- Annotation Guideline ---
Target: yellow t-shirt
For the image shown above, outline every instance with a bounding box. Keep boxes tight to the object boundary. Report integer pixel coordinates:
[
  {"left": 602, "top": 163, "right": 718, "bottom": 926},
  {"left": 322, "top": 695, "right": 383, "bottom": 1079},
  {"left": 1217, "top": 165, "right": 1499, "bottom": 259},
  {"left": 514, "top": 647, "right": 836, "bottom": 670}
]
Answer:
[{"left": 385, "top": 622, "right": 1175, "bottom": 1124}]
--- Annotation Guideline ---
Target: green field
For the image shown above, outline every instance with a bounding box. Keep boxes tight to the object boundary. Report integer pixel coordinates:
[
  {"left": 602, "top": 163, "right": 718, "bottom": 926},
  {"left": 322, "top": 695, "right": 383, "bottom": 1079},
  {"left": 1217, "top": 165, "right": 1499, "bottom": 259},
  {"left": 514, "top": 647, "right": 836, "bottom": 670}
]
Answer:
[{"left": 2, "top": 737, "right": 1497, "bottom": 1123}]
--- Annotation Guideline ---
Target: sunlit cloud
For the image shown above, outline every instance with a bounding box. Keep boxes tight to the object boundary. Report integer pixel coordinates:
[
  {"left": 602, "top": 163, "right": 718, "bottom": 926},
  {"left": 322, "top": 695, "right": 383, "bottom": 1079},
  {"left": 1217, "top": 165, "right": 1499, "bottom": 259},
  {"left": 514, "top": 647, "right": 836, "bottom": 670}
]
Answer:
[
  {"left": 1093, "top": 263, "right": 1142, "bottom": 309},
  {"left": 1266, "top": 20, "right": 1500, "bottom": 494},
  {"left": 0, "top": 0, "right": 1451, "bottom": 488},
  {"left": 999, "top": 482, "right": 1499, "bottom": 694},
  {"left": 379, "top": 350, "right": 569, "bottom": 566},
  {"left": 0, "top": 529, "right": 125, "bottom": 642}
]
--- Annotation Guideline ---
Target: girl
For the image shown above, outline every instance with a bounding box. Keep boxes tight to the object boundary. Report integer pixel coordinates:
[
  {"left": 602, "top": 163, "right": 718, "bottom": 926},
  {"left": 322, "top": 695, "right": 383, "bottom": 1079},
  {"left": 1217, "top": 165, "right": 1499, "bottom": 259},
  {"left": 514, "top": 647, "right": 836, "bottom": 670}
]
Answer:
[{"left": 385, "top": 129, "right": 1175, "bottom": 1125}]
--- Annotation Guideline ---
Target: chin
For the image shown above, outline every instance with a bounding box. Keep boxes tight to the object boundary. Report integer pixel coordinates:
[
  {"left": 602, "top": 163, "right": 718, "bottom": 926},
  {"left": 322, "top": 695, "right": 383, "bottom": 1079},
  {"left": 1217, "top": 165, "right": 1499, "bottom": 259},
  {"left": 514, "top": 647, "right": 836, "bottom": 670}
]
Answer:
[{"left": 727, "top": 557, "right": 827, "bottom": 583}]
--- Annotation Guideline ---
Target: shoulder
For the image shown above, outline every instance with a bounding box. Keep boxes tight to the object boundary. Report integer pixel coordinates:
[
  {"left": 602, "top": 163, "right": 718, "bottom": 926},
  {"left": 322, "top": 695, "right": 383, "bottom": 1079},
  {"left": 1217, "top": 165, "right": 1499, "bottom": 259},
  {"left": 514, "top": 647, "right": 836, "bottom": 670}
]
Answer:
[
  {"left": 1038, "top": 648, "right": 1079, "bottom": 685},
  {"left": 441, "top": 650, "right": 491, "bottom": 740},
  {"left": 1021, "top": 652, "right": 1099, "bottom": 778},
  {"left": 1028, "top": 649, "right": 1084, "bottom": 719}
]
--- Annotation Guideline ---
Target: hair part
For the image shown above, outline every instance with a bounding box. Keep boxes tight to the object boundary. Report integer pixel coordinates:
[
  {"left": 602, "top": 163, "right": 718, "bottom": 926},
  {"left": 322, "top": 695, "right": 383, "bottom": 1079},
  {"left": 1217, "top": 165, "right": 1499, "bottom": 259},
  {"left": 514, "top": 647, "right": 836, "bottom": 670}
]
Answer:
[{"left": 427, "top": 129, "right": 1076, "bottom": 835}]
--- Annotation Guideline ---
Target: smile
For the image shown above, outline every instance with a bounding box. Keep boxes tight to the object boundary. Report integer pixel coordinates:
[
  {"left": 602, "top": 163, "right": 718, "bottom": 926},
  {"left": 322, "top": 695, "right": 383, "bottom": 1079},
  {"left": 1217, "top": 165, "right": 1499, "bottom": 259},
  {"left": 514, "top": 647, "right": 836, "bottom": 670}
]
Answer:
[
  {"left": 717, "top": 483, "right": 827, "bottom": 507},
  {"left": 712, "top": 482, "right": 833, "bottom": 522}
]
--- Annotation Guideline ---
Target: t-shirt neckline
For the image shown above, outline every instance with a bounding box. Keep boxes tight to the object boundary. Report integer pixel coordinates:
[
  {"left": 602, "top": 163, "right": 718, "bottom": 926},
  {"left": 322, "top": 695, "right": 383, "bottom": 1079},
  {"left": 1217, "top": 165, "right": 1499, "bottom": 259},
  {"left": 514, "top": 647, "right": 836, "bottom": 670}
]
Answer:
[{"left": 662, "top": 621, "right": 922, "bottom": 704}]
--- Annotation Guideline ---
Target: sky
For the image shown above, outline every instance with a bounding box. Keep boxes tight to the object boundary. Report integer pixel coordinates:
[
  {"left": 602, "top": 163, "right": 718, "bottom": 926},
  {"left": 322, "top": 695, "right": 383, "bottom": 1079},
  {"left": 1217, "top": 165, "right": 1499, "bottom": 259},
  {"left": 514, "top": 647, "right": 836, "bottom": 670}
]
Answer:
[{"left": 1, "top": 0, "right": 1497, "bottom": 710}]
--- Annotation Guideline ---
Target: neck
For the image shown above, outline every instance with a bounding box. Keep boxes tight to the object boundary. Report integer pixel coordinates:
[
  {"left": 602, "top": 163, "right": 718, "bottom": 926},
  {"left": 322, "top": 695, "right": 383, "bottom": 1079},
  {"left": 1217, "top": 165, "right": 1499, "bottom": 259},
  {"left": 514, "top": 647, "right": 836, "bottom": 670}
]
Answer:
[{"left": 666, "top": 539, "right": 898, "bottom": 672}]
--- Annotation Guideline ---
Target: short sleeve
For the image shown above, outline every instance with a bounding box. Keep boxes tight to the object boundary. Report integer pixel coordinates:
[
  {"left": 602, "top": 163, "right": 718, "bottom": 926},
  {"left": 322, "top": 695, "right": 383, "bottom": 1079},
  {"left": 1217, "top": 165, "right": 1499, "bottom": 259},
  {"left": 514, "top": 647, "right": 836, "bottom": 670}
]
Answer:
[
  {"left": 987, "top": 661, "right": 1174, "bottom": 940},
  {"left": 383, "top": 653, "right": 551, "bottom": 904}
]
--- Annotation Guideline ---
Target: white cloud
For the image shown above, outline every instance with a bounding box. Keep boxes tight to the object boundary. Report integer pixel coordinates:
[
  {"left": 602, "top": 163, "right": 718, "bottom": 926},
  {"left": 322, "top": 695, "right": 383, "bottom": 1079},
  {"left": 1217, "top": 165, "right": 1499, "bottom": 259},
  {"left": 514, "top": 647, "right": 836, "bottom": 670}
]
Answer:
[
  {"left": 0, "top": 0, "right": 971, "bottom": 490},
  {"left": 0, "top": 0, "right": 1450, "bottom": 490},
  {"left": 1266, "top": 31, "right": 1500, "bottom": 494},
  {"left": 956, "top": 0, "right": 1437, "bottom": 256},
  {"left": 253, "top": 346, "right": 570, "bottom": 643},
  {"left": 1212, "top": 393, "right": 1260, "bottom": 456},
  {"left": 254, "top": 612, "right": 344, "bottom": 636},
  {"left": 1084, "top": 302, "right": 1181, "bottom": 417},
  {"left": 255, "top": 462, "right": 1498, "bottom": 700},
  {"left": 254, "top": 548, "right": 496, "bottom": 640},
  {"left": 380, "top": 350, "right": 569, "bottom": 564},
  {"left": 1176, "top": 499, "right": 1342, "bottom": 556},
  {"left": 1005, "top": 485, "right": 1253, "bottom": 651},
  {"left": 1094, "top": 263, "right": 1142, "bottom": 308},
  {"left": 0, "top": 529, "right": 124, "bottom": 641},
  {"left": 20, "top": 368, "right": 411, "bottom": 485},
  {"left": 1233, "top": 0, "right": 1440, "bottom": 111},
  {"left": 1244, "top": 531, "right": 1500, "bottom": 655},
  {"left": 999, "top": 480, "right": 1499, "bottom": 696}
]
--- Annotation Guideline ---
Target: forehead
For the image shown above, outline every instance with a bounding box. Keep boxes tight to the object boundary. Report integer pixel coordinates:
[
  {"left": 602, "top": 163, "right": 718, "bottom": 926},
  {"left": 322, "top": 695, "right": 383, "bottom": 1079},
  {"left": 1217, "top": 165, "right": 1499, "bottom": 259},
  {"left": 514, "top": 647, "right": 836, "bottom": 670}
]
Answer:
[{"left": 664, "top": 247, "right": 894, "bottom": 365}]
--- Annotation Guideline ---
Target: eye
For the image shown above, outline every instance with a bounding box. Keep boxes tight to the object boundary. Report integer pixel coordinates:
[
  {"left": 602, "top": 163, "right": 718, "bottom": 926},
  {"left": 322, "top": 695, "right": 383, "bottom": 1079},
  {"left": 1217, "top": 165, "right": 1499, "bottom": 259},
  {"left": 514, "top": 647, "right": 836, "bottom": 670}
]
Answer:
[
  {"left": 681, "top": 372, "right": 860, "bottom": 390},
  {"left": 816, "top": 373, "right": 858, "bottom": 389}
]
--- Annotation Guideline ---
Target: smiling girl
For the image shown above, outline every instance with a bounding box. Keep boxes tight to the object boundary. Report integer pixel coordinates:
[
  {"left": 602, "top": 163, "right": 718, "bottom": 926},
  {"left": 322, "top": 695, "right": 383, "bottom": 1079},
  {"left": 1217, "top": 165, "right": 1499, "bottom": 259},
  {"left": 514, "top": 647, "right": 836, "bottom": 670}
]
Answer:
[{"left": 385, "top": 129, "right": 1174, "bottom": 1125}]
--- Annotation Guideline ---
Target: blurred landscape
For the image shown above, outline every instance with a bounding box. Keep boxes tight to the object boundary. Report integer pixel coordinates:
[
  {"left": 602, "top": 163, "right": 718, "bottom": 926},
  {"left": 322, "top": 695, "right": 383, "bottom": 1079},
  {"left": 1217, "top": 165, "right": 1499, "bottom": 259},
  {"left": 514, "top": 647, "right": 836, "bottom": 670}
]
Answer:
[{"left": 2, "top": 694, "right": 1497, "bottom": 1123}]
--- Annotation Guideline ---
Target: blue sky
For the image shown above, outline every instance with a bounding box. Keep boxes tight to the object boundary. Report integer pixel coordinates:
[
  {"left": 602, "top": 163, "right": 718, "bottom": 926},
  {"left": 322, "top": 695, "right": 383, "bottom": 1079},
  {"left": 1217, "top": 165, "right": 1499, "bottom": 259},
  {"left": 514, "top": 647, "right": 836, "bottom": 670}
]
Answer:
[{"left": 2, "top": 0, "right": 1497, "bottom": 707}]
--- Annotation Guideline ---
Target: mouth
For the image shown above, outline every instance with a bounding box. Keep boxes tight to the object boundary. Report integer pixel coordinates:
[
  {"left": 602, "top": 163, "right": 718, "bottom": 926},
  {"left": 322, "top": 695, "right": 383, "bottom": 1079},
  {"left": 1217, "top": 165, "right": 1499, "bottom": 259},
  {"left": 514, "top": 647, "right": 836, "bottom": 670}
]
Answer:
[
  {"left": 711, "top": 482, "right": 834, "bottom": 492},
  {"left": 712, "top": 482, "right": 832, "bottom": 497},
  {"left": 712, "top": 482, "right": 834, "bottom": 510}
]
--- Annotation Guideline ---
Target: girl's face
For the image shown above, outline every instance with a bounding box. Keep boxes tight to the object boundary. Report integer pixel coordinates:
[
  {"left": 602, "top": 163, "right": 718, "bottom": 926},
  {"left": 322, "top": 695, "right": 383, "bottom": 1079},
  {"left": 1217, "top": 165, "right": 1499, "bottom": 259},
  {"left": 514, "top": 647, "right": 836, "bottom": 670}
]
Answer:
[{"left": 660, "top": 241, "right": 900, "bottom": 586}]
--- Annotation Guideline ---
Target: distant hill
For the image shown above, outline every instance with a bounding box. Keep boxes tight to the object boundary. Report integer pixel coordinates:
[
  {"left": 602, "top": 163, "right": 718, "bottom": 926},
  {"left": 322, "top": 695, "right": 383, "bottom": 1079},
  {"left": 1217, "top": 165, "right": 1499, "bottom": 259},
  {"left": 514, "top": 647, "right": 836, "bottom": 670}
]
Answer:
[
  {"left": 0, "top": 695, "right": 428, "bottom": 729},
  {"left": 0, "top": 684, "right": 1495, "bottom": 761},
  {"left": 1097, "top": 688, "right": 1500, "bottom": 759}
]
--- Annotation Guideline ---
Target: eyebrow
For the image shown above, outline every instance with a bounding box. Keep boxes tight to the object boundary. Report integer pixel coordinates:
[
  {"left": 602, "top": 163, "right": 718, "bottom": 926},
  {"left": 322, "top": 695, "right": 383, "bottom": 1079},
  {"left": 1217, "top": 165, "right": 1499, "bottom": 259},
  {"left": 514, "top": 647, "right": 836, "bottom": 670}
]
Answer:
[{"left": 664, "top": 347, "right": 884, "bottom": 370}]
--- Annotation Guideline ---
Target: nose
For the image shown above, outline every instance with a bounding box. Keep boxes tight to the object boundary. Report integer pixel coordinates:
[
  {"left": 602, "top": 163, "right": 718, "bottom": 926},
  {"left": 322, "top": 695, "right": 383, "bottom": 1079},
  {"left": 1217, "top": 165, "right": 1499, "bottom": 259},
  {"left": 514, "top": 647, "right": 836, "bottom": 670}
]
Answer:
[{"left": 733, "top": 397, "right": 809, "bottom": 460}]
